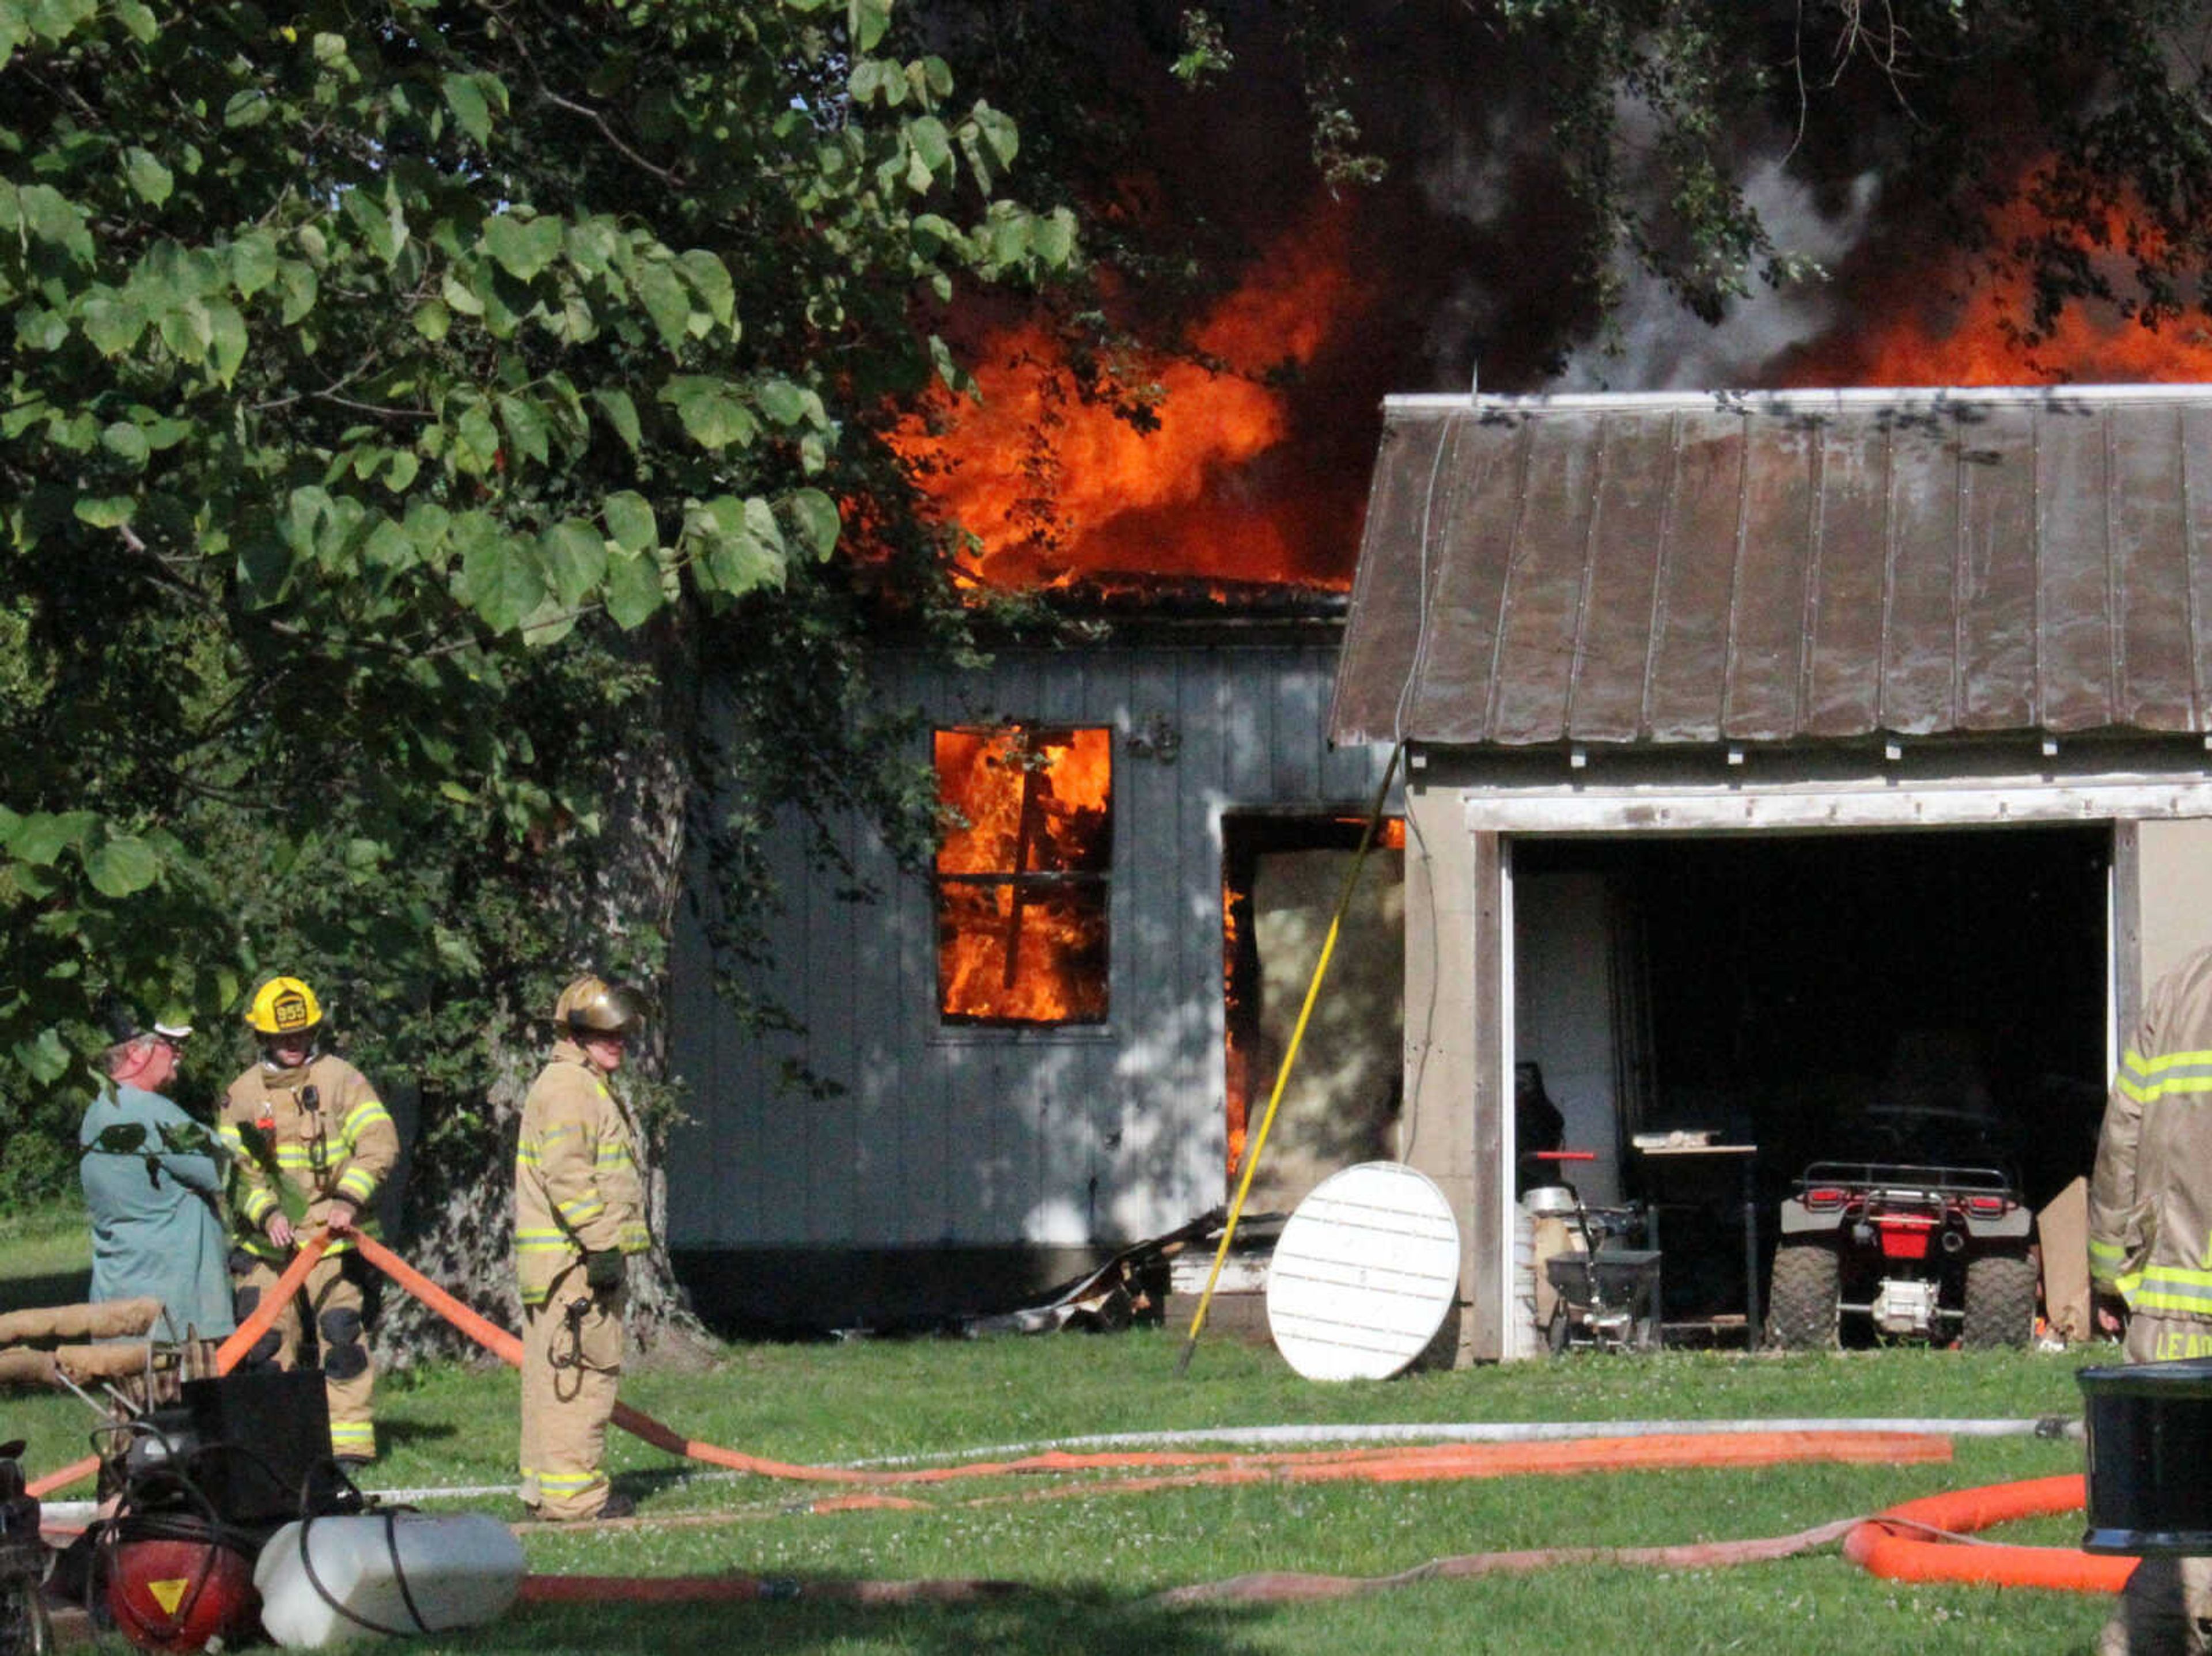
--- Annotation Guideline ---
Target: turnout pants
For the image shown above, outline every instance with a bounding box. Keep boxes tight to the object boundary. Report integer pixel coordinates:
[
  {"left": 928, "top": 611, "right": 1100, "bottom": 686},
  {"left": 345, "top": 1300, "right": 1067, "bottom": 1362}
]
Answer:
[
  {"left": 232, "top": 1249, "right": 377, "bottom": 1462},
  {"left": 520, "top": 1267, "right": 624, "bottom": 1520},
  {"left": 2099, "top": 1313, "right": 2212, "bottom": 1656}
]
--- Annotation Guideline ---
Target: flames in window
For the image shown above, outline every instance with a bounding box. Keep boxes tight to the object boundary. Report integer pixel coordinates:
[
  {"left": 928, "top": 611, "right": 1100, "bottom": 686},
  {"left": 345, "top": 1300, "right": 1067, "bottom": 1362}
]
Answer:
[{"left": 936, "top": 727, "right": 1112, "bottom": 1025}]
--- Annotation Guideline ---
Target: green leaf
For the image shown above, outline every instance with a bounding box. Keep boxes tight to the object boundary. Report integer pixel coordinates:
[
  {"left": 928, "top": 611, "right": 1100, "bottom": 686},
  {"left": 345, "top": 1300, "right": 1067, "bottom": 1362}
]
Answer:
[
  {"left": 205, "top": 301, "right": 248, "bottom": 386},
  {"left": 101, "top": 421, "right": 150, "bottom": 467},
  {"left": 230, "top": 232, "right": 279, "bottom": 298},
  {"left": 20, "top": 184, "right": 91, "bottom": 263},
  {"left": 603, "top": 491, "right": 656, "bottom": 555},
  {"left": 114, "top": 0, "right": 156, "bottom": 41},
  {"left": 743, "top": 495, "right": 786, "bottom": 556},
  {"left": 1032, "top": 207, "right": 1077, "bottom": 267},
  {"left": 10, "top": 810, "right": 96, "bottom": 865},
  {"left": 456, "top": 401, "right": 501, "bottom": 470},
  {"left": 342, "top": 185, "right": 406, "bottom": 264},
  {"left": 461, "top": 529, "right": 544, "bottom": 634},
  {"left": 635, "top": 260, "right": 693, "bottom": 350},
  {"left": 80, "top": 295, "right": 143, "bottom": 355},
  {"left": 223, "top": 89, "right": 271, "bottom": 129},
  {"left": 564, "top": 217, "right": 620, "bottom": 279},
  {"left": 604, "top": 547, "right": 664, "bottom": 628},
  {"left": 278, "top": 260, "right": 319, "bottom": 325},
  {"left": 364, "top": 518, "right": 416, "bottom": 569},
  {"left": 664, "top": 376, "right": 756, "bottom": 450},
  {"left": 787, "top": 488, "right": 840, "bottom": 558},
  {"left": 85, "top": 835, "right": 160, "bottom": 897},
  {"left": 971, "top": 101, "right": 1020, "bottom": 168},
  {"left": 758, "top": 378, "right": 807, "bottom": 425},
  {"left": 847, "top": 0, "right": 892, "bottom": 52},
  {"left": 443, "top": 71, "right": 494, "bottom": 146},
  {"left": 483, "top": 213, "right": 563, "bottom": 282},
  {"left": 16, "top": 1028, "right": 70, "bottom": 1086},
  {"left": 592, "top": 389, "right": 641, "bottom": 449},
  {"left": 518, "top": 596, "right": 578, "bottom": 649},
  {"left": 413, "top": 298, "right": 452, "bottom": 342},
  {"left": 497, "top": 393, "right": 551, "bottom": 465},
  {"left": 676, "top": 249, "right": 736, "bottom": 332},
  {"left": 441, "top": 270, "right": 486, "bottom": 316},
  {"left": 908, "top": 116, "right": 951, "bottom": 179},
  {"left": 123, "top": 146, "right": 172, "bottom": 206},
  {"left": 539, "top": 518, "right": 606, "bottom": 606},
  {"left": 74, "top": 497, "right": 135, "bottom": 528}
]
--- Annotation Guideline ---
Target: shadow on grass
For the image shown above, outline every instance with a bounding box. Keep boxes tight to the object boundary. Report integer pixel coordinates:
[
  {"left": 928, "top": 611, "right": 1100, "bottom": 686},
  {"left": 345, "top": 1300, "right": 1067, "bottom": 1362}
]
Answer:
[
  {"left": 0, "top": 1268, "right": 92, "bottom": 1317},
  {"left": 453, "top": 1586, "right": 1276, "bottom": 1656},
  {"left": 377, "top": 1418, "right": 460, "bottom": 1450}
]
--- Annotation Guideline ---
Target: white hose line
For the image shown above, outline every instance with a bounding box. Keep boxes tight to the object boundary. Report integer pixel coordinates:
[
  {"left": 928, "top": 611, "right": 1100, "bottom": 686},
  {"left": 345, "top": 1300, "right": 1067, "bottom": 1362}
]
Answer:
[
  {"left": 842, "top": 1415, "right": 2081, "bottom": 1468},
  {"left": 40, "top": 1416, "right": 2077, "bottom": 1517}
]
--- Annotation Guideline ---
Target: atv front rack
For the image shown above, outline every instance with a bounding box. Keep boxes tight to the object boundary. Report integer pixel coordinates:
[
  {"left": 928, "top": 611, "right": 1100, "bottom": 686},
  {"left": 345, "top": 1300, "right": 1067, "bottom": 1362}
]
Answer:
[{"left": 1794, "top": 1161, "right": 2018, "bottom": 1200}]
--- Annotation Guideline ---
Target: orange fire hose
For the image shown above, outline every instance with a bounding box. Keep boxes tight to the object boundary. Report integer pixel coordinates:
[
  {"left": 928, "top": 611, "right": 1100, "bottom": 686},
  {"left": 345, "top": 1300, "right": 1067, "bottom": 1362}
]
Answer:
[
  {"left": 26, "top": 1225, "right": 2052, "bottom": 1530},
  {"left": 25, "top": 1232, "right": 333, "bottom": 1499},
  {"left": 349, "top": 1234, "right": 1969, "bottom": 1490},
  {"left": 1843, "top": 1473, "right": 2137, "bottom": 1593}
]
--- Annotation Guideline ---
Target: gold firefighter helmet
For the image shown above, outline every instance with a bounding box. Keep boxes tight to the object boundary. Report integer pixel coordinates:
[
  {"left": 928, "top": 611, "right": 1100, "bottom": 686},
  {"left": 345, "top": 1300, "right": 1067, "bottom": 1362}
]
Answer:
[
  {"left": 555, "top": 975, "right": 646, "bottom": 1039},
  {"left": 246, "top": 976, "right": 323, "bottom": 1037}
]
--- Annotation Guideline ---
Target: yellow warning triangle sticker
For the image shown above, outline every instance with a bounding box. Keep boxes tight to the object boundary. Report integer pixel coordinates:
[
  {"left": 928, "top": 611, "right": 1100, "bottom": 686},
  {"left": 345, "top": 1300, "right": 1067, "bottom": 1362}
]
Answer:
[{"left": 147, "top": 1578, "right": 190, "bottom": 1616}]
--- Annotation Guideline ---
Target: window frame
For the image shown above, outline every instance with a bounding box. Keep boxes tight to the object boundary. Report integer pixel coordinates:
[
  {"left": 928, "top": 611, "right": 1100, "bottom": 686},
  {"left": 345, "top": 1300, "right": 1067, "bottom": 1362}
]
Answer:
[{"left": 931, "top": 722, "right": 1115, "bottom": 1033}]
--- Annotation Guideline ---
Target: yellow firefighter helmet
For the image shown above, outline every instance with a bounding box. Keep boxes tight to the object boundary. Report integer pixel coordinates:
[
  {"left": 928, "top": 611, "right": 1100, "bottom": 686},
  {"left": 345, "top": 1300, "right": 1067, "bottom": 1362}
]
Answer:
[
  {"left": 555, "top": 976, "right": 646, "bottom": 1039},
  {"left": 245, "top": 976, "right": 323, "bottom": 1037}
]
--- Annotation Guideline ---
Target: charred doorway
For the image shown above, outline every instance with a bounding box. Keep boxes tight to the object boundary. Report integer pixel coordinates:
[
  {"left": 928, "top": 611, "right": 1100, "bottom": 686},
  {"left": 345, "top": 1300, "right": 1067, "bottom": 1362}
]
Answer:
[
  {"left": 1513, "top": 826, "right": 2111, "bottom": 1324},
  {"left": 1223, "top": 813, "right": 1406, "bottom": 1218}
]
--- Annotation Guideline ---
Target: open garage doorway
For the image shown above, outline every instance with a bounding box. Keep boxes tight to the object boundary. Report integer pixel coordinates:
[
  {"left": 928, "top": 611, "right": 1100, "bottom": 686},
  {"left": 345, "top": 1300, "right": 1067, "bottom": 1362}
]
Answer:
[
  {"left": 1222, "top": 812, "right": 1406, "bottom": 1219},
  {"left": 1512, "top": 826, "right": 2112, "bottom": 1330}
]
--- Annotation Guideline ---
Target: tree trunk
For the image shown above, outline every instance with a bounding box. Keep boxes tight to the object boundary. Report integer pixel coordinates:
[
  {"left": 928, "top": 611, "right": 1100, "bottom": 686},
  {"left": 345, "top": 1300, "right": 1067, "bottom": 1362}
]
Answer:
[{"left": 377, "top": 625, "right": 707, "bottom": 1365}]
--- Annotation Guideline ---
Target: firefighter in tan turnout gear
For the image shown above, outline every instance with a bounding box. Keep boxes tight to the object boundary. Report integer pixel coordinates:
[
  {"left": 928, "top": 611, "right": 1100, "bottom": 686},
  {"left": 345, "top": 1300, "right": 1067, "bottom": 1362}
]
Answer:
[
  {"left": 218, "top": 976, "right": 398, "bottom": 1466},
  {"left": 514, "top": 976, "right": 651, "bottom": 1522},
  {"left": 2090, "top": 942, "right": 2212, "bottom": 1655}
]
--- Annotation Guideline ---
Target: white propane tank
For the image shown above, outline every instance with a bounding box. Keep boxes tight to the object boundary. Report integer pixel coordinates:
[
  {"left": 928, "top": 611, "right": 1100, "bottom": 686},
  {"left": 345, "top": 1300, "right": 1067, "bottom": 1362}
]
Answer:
[{"left": 253, "top": 1511, "right": 525, "bottom": 1648}]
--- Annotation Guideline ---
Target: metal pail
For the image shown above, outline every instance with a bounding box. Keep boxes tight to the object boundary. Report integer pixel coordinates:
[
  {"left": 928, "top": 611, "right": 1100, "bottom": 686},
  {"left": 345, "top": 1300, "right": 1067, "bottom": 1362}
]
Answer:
[{"left": 2078, "top": 1358, "right": 2212, "bottom": 1555}]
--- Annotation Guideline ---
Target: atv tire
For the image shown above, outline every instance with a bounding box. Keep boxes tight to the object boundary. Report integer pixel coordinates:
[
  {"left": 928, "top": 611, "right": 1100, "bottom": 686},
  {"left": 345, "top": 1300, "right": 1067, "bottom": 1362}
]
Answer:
[
  {"left": 1766, "top": 1244, "right": 1840, "bottom": 1350},
  {"left": 1960, "top": 1252, "right": 2038, "bottom": 1350}
]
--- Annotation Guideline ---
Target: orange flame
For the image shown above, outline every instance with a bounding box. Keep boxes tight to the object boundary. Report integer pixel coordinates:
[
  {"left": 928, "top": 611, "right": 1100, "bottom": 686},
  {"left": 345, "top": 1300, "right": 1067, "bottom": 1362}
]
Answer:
[
  {"left": 1781, "top": 171, "right": 2212, "bottom": 386},
  {"left": 935, "top": 727, "right": 1112, "bottom": 1024},
  {"left": 892, "top": 204, "right": 1368, "bottom": 594}
]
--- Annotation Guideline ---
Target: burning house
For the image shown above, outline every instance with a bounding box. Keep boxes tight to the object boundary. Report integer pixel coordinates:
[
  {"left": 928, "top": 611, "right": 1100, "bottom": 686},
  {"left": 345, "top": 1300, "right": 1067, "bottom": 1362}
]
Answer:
[
  {"left": 663, "top": 623, "right": 1401, "bottom": 1330},
  {"left": 658, "top": 212, "right": 1404, "bottom": 1332},
  {"left": 1334, "top": 382, "right": 2212, "bottom": 1364},
  {"left": 652, "top": 16, "right": 2212, "bottom": 1337}
]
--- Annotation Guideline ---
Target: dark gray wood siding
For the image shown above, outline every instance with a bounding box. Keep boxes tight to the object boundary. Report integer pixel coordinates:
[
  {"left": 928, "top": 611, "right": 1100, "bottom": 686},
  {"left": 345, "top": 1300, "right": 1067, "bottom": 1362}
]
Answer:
[{"left": 668, "top": 635, "right": 1397, "bottom": 1251}]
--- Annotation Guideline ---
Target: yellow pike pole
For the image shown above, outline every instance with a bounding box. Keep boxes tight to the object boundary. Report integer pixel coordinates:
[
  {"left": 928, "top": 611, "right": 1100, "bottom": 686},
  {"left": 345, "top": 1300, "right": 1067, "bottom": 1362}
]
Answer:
[{"left": 1176, "top": 741, "right": 1403, "bottom": 1377}]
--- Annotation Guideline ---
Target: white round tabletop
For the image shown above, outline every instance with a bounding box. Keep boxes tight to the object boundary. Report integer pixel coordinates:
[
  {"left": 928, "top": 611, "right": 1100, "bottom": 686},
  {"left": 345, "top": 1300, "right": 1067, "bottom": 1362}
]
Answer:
[{"left": 1266, "top": 1160, "right": 1462, "bottom": 1381}]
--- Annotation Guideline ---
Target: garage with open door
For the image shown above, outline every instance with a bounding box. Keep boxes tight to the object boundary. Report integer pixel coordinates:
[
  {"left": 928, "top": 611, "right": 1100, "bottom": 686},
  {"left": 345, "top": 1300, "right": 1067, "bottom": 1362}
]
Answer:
[
  {"left": 1332, "top": 385, "right": 2212, "bottom": 1363},
  {"left": 1512, "top": 824, "right": 2111, "bottom": 1342}
]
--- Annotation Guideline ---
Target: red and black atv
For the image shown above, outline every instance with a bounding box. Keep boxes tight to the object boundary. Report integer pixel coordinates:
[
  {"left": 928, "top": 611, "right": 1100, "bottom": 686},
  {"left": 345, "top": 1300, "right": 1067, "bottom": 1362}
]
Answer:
[{"left": 1766, "top": 1155, "right": 2036, "bottom": 1349}]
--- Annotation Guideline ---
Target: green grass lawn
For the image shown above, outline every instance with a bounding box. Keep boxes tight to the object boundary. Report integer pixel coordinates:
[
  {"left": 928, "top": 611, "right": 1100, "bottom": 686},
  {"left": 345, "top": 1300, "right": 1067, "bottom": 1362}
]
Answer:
[
  {"left": 0, "top": 1197, "right": 90, "bottom": 1316},
  {"left": 2, "top": 1222, "right": 2125, "bottom": 1654}
]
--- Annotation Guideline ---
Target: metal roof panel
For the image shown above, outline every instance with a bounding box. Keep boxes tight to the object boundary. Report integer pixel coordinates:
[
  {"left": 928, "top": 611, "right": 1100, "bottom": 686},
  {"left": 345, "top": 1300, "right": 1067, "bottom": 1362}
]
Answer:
[{"left": 1330, "top": 386, "right": 2212, "bottom": 748}]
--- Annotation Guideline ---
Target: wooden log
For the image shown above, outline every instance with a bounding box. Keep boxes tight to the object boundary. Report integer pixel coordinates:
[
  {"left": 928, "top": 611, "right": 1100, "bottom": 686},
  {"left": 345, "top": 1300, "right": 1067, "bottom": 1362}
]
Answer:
[{"left": 0, "top": 1298, "right": 161, "bottom": 1345}]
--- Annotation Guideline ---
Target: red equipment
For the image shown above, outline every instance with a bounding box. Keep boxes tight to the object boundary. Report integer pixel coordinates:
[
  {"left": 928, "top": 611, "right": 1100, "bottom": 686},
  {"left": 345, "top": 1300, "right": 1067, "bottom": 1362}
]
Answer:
[{"left": 105, "top": 1526, "right": 259, "bottom": 1654}]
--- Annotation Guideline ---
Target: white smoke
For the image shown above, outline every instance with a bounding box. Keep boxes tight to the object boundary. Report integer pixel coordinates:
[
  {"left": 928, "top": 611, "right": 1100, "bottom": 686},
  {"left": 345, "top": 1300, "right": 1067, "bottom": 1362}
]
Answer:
[{"left": 1551, "top": 155, "right": 1880, "bottom": 392}]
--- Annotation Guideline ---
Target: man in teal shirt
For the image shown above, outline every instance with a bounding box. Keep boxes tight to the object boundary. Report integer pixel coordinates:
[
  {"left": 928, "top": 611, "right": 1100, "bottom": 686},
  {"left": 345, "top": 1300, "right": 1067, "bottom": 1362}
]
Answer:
[{"left": 79, "top": 1018, "right": 235, "bottom": 1343}]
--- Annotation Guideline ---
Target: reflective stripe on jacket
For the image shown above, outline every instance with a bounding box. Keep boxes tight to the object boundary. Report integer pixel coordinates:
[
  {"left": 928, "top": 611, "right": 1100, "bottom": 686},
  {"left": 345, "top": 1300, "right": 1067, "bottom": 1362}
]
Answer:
[
  {"left": 2090, "top": 944, "right": 2212, "bottom": 1318},
  {"left": 512, "top": 1041, "right": 649, "bottom": 1306},
  {"left": 219, "top": 1054, "right": 397, "bottom": 1259}
]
